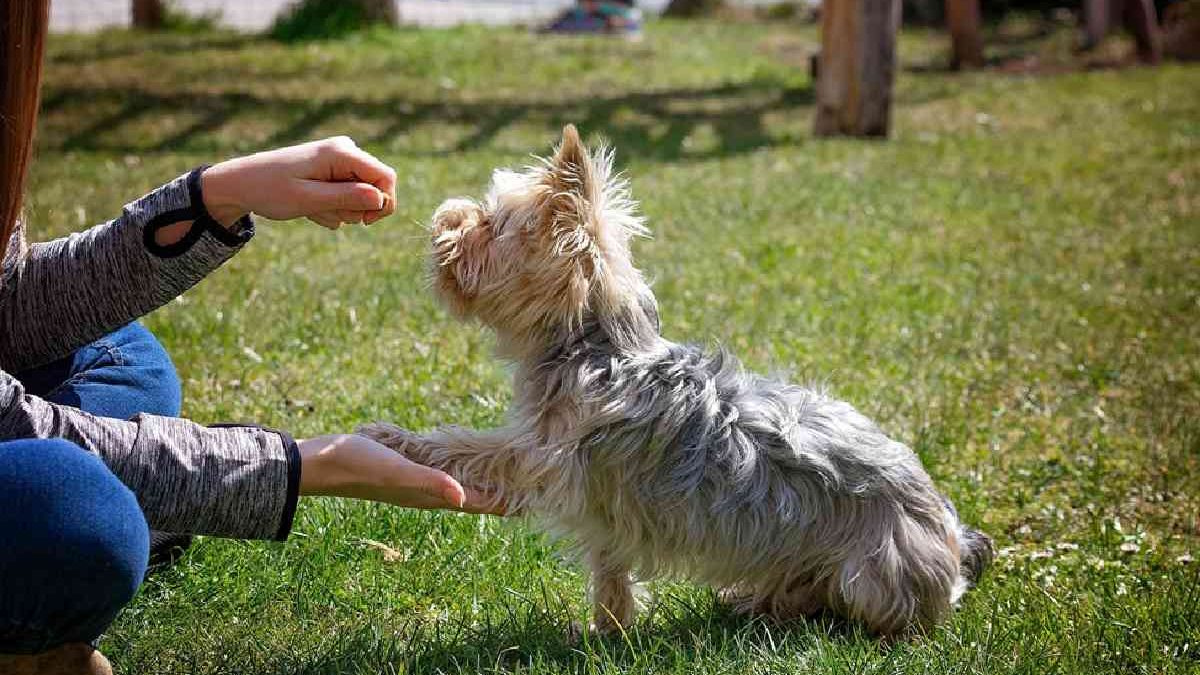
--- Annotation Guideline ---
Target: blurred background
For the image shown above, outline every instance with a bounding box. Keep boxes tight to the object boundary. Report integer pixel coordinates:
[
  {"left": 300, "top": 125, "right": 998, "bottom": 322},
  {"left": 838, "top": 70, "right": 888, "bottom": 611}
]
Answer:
[
  {"left": 45, "top": 0, "right": 1200, "bottom": 62},
  {"left": 27, "top": 1, "right": 1198, "bottom": 673}
]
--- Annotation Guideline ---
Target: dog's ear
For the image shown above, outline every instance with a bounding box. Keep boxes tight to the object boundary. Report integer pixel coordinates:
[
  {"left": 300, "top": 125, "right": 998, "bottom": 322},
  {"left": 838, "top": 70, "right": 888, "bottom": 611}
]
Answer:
[
  {"left": 547, "top": 125, "right": 599, "bottom": 220},
  {"left": 552, "top": 124, "right": 591, "bottom": 184},
  {"left": 528, "top": 126, "right": 656, "bottom": 346}
]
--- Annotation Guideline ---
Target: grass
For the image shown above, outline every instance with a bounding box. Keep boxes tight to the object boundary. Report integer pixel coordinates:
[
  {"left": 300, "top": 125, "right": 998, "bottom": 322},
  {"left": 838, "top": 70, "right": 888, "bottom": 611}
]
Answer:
[{"left": 27, "top": 17, "right": 1200, "bottom": 675}]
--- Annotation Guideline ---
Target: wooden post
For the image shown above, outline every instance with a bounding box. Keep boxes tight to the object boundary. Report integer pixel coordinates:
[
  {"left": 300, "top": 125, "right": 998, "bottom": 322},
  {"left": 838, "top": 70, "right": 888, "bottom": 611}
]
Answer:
[
  {"left": 1122, "top": 0, "right": 1162, "bottom": 63},
  {"left": 663, "top": 0, "right": 724, "bottom": 18},
  {"left": 813, "top": 0, "right": 901, "bottom": 138},
  {"left": 946, "top": 0, "right": 984, "bottom": 69},
  {"left": 1082, "top": 0, "right": 1112, "bottom": 48},
  {"left": 1083, "top": 0, "right": 1160, "bottom": 61},
  {"left": 132, "top": 0, "right": 165, "bottom": 29},
  {"left": 1163, "top": 0, "right": 1200, "bottom": 61},
  {"left": 359, "top": 0, "right": 400, "bottom": 26}
]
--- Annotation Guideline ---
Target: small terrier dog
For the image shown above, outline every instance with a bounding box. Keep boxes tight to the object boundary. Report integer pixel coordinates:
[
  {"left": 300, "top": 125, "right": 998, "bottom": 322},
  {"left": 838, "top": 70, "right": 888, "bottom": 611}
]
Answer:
[{"left": 361, "top": 126, "right": 993, "bottom": 637}]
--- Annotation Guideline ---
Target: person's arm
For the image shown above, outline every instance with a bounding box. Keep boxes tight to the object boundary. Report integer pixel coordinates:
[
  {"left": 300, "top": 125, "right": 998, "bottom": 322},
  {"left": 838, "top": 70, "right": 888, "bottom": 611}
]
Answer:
[
  {"left": 0, "top": 371, "right": 501, "bottom": 540},
  {"left": 0, "top": 168, "right": 251, "bottom": 372},
  {"left": 0, "top": 137, "right": 396, "bottom": 373},
  {"left": 0, "top": 368, "right": 298, "bottom": 540},
  {"left": 0, "top": 137, "right": 503, "bottom": 535}
]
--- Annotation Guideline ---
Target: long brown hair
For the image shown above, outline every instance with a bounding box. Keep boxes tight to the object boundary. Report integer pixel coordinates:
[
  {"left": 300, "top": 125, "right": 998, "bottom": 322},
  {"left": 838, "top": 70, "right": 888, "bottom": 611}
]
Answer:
[{"left": 0, "top": 1, "right": 50, "bottom": 262}]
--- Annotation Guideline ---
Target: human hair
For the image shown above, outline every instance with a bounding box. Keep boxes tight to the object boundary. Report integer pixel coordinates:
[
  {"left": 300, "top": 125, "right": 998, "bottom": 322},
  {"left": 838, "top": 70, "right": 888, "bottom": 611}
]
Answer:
[{"left": 0, "top": 1, "right": 50, "bottom": 261}]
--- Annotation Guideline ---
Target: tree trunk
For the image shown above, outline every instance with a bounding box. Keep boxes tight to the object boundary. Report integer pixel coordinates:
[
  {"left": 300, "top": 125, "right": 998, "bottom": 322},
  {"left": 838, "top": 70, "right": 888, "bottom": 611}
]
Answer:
[
  {"left": 1082, "top": 0, "right": 1112, "bottom": 48},
  {"left": 1163, "top": 1, "right": 1200, "bottom": 61},
  {"left": 663, "top": 0, "right": 724, "bottom": 18},
  {"left": 359, "top": 0, "right": 400, "bottom": 26},
  {"left": 813, "top": 0, "right": 901, "bottom": 138},
  {"left": 946, "top": 0, "right": 984, "bottom": 69},
  {"left": 1122, "top": 0, "right": 1162, "bottom": 63},
  {"left": 132, "top": 0, "right": 165, "bottom": 29},
  {"left": 1083, "top": 0, "right": 1160, "bottom": 61}
]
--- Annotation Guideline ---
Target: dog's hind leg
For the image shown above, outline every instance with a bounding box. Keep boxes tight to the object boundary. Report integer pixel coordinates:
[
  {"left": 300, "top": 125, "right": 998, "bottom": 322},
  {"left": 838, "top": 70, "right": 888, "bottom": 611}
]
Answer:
[
  {"left": 718, "top": 571, "right": 825, "bottom": 622},
  {"left": 587, "top": 548, "right": 638, "bottom": 636}
]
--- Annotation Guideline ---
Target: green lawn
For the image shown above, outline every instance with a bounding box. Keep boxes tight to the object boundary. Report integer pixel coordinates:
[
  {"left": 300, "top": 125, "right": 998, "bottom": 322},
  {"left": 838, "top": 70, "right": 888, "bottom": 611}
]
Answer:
[{"left": 28, "top": 18, "right": 1200, "bottom": 674}]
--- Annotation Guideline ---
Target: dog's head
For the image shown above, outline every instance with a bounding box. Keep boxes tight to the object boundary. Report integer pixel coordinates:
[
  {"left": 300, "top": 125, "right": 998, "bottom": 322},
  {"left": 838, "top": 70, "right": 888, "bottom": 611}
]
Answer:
[
  {"left": 430, "top": 125, "right": 657, "bottom": 355},
  {"left": 942, "top": 496, "right": 995, "bottom": 600}
]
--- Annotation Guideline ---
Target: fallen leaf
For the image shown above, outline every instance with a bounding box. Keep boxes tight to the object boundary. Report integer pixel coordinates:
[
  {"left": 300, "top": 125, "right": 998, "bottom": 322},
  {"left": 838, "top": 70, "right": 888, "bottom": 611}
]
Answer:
[{"left": 362, "top": 539, "right": 406, "bottom": 563}]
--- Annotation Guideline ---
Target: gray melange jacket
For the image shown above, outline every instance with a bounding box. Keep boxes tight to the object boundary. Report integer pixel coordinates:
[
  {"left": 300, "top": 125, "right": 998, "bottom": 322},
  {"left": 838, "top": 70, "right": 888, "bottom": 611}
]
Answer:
[{"left": 0, "top": 168, "right": 298, "bottom": 541}]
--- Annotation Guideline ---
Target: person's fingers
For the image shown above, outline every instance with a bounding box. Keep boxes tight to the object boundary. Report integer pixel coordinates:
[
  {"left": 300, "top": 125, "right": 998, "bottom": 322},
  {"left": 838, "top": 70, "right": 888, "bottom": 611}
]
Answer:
[
  {"left": 308, "top": 212, "right": 343, "bottom": 230},
  {"left": 312, "top": 210, "right": 369, "bottom": 227},
  {"left": 459, "top": 487, "right": 508, "bottom": 515},
  {"left": 331, "top": 144, "right": 398, "bottom": 207},
  {"left": 394, "top": 463, "right": 508, "bottom": 514},
  {"left": 336, "top": 209, "right": 365, "bottom": 224},
  {"left": 432, "top": 472, "right": 467, "bottom": 509},
  {"left": 395, "top": 462, "right": 467, "bottom": 509},
  {"left": 300, "top": 180, "right": 385, "bottom": 215}
]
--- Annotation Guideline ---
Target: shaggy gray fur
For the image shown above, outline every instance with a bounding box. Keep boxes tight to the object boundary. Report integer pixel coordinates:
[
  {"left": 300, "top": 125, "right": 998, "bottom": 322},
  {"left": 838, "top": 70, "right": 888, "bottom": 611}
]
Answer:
[{"left": 361, "top": 125, "right": 992, "bottom": 637}]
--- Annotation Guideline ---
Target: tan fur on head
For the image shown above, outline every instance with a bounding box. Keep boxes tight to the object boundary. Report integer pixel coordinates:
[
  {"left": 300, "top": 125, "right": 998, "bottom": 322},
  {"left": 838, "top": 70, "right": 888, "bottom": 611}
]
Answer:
[
  {"left": 428, "top": 125, "right": 652, "bottom": 359},
  {"left": 364, "top": 126, "right": 992, "bottom": 640}
]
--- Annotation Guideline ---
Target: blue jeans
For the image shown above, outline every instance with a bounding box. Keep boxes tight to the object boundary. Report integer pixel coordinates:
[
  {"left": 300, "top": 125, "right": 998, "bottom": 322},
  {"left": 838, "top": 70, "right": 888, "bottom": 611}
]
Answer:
[{"left": 0, "top": 323, "right": 180, "bottom": 654}]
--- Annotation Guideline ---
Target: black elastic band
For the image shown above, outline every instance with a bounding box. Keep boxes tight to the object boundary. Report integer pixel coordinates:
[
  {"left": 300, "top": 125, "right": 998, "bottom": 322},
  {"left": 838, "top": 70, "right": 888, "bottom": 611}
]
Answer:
[
  {"left": 143, "top": 206, "right": 206, "bottom": 258},
  {"left": 275, "top": 429, "right": 303, "bottom": 542},
  {"left": 186, "top": 165, "right": 255, "bottom": 247},
  {"left": 144, "top": 166, "right": 254, "bottom": 258},
  {"left": 208, "top": 422, "right": 302, "bottom": 542}
]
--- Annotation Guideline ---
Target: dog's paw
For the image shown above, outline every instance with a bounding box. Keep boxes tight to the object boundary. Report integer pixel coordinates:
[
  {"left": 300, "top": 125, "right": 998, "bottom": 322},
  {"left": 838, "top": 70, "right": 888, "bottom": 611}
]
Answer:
[
  {"left": 588, "top": 619, "right": 626, "bottom": 638},
  {"left": 589, "top": 602, "right": 637, "bottom": 638},
  {"left": 716, "top": 586, "right": 765, "bottom": 616},
  {"left": 566, "top": 618, "right": 623, "bottom": 645},
  {"left": 356, "top": 421, "right": 420, "bottom": 454}
]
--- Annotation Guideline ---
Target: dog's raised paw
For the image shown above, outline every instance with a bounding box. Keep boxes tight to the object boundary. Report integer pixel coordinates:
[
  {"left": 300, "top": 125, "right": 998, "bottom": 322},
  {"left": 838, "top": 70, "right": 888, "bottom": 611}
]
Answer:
[{"left": 356, "top": 422, "right": 418, "bottom": 453}]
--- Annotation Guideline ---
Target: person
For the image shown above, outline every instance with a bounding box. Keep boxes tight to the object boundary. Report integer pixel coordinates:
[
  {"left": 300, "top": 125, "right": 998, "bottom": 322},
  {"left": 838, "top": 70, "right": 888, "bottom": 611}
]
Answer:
[
  {"left": 541, "top": 0, "right": 643, "bottom": 36},
  {"left": 0, "top": 4, "right": 500, "bottom": 674}
]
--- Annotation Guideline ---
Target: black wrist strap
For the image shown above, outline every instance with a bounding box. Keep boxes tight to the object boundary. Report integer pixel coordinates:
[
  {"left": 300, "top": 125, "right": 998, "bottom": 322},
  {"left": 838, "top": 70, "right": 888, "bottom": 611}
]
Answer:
[{"left": 143, "top": 166, "right": 255, "bottom": 258}]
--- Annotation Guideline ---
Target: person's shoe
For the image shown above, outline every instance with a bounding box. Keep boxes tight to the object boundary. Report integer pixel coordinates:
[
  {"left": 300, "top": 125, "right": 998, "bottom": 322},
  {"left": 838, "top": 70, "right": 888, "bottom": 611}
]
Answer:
[
  {"left": 146, "top": 530, "right": 193, "bottom": 574},
  {"left": 0, "top": 643, "right": 113, "bottom": 675}
]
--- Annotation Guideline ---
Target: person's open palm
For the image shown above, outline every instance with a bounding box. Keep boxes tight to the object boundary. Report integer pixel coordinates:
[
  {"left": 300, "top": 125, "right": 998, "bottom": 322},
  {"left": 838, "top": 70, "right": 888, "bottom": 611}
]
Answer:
[{"left": 297, "top": 434, "right": 504, "bottom": 515}]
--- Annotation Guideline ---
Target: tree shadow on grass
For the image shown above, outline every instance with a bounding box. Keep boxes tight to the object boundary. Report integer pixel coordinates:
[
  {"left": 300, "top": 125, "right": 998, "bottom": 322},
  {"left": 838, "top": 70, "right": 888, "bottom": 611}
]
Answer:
[
  {"left": 39, "top": 80, "right": 815, "bottom": 163},
  {"left": 47, "top": 33, "right": 264, "bottom": 66},
  {"left": 268, "top": 589, "right": 868, "bottom": 674},
  {"left": 902, "top": 18, "right": 1130, "bottom": 76}
]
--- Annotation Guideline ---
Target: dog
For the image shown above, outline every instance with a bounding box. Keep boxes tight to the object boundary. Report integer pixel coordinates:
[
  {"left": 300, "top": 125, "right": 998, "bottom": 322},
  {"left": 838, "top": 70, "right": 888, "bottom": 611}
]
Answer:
[{"left": 360, "top": 125, "right": 993, "bottom": 637}]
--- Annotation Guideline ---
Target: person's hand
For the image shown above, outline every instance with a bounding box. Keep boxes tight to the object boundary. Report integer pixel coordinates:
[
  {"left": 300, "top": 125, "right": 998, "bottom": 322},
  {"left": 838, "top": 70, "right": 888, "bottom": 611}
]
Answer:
[
  {"left": 297, "top": 434, "right": 504, "bottom": 515},
  {"left": 200, "top": 137, "right": 397, "bottom": 230}
]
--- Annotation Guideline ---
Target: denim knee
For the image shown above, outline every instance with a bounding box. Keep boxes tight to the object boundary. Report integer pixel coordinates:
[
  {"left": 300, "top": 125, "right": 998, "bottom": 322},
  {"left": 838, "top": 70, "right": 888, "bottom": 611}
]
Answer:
[
  {"left": 106, "top": 322, "right": 183, "bottom": 418},
  {"left": 0, "top": 439, "right": 150, "bottom": 653}
]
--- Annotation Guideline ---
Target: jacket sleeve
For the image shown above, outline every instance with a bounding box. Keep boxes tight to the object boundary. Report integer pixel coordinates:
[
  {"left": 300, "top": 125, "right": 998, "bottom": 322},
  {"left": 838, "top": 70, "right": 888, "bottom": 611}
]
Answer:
[
  {"left": 0, "top": 167, "right": 253, "bottom": 372},
  {"left": 0, "top": 368, "right": 301, "bottom": 541}
]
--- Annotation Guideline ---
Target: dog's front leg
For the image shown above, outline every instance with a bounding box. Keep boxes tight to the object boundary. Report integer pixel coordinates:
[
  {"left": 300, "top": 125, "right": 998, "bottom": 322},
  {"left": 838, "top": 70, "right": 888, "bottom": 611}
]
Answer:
[
  {"left": 587, "top": 548, "right": 638, "bottom": 635},
  {"left": 358, "top": 422, "right": 530, "bottom": 509}
]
